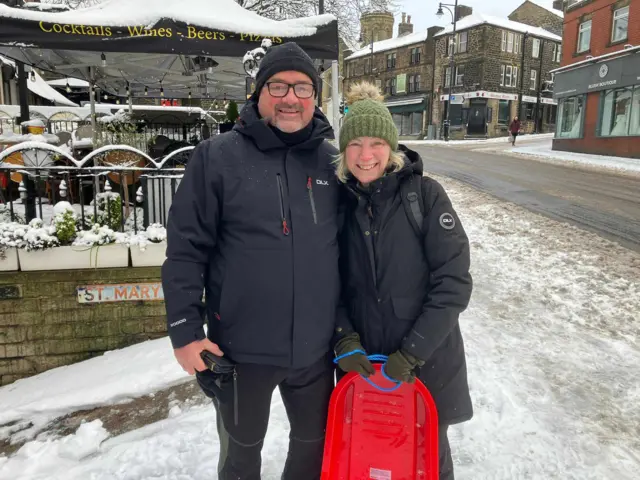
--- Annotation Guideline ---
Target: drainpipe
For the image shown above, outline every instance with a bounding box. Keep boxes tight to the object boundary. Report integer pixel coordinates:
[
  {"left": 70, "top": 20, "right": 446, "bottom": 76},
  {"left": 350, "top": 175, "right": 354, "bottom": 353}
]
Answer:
[
  {"left": 534, "top": 39, "right": 545, "bottom": 133},
  {"left": 517, "top": 32, "right": 528, "bottom": 121}
]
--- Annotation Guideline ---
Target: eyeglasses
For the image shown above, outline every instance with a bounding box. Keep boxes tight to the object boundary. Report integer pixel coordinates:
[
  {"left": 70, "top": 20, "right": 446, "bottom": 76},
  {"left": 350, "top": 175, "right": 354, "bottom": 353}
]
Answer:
[{"left": 266, "top": 82, "right": 315, "bottom": 99}]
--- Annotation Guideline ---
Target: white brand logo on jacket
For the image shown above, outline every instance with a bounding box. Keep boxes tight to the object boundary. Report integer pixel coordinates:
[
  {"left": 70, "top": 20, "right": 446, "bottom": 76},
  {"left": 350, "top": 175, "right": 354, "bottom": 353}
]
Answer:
[
  {"left": 316, "top": 179, "right": 329, "bottom": 186},
  {"left": 439, "top": 213, "right": 455, "bottom": 230},
  {"left": 169, "top": 318, "right": 187, "bottom": 328}
]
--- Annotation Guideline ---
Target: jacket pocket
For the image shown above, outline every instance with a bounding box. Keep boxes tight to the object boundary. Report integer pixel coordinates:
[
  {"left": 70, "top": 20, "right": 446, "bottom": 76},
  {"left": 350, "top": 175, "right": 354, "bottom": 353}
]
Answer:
[
  {"left": 307, "top": 176, "right": 318, "bottom": 225},
  {"left": 276, "top": 174, "right": 290, "bottom": 235},
  {"left": 391, "top": 297, "right": 424, "bottom": 321}
]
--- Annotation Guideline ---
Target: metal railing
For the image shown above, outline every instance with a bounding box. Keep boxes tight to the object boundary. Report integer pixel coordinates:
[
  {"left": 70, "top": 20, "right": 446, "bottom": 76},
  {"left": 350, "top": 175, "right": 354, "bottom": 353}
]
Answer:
[{"left": 0, "top": 144, "right": 195, "bottom": 232}]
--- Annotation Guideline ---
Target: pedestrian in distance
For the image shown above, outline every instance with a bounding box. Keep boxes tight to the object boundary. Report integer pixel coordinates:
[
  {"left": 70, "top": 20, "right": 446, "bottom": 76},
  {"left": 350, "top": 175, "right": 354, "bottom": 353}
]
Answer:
[
  {"left": 161, "top": 42, "right": 344, "bottom": 480},
  {"left": 333, "top": 81, "right": 474, "bottom": 480},
  {"left": 509, "top": 116, "right": 522, "bottom": 146}
]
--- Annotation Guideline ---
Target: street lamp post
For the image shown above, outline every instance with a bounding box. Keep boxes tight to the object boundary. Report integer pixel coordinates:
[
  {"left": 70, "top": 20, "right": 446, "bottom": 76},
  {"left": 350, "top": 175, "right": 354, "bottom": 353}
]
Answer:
[{"left": 437, "top": 1, "right": 459, "bottom": 141}]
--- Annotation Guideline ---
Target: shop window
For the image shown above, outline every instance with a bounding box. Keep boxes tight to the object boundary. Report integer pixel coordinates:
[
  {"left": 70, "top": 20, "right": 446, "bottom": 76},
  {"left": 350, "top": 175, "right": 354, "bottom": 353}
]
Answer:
[
  {"left": 525, "top": 103, "right": 534, "bottom": 120},
  {"left": 412, "top": 112, "right": 423, "bottom": 134},
  {"left": 449, "top": 104, "right": 463, "bottom": 126},
  {"left": 557, "top": 95, "right": 585, "bottom": 138},
  {"left": 498, "top": 100, "right": 511, "bottom": 124},
  {"left": 599, "top": 85, "right": 640, "bottom": 137},
  {"left": 546, "top": 104, "right": 557, "bottom": 124}
]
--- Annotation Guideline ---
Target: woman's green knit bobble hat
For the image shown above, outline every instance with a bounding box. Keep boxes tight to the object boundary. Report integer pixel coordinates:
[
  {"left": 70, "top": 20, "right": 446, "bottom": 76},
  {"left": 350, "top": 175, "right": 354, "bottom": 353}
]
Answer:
[{"left": 339, "top": 82, "right": 398, "bottom": 152}]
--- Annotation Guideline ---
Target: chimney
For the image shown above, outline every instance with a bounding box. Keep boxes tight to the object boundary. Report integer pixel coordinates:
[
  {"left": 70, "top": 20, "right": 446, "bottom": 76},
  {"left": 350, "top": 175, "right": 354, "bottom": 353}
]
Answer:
[
  {"left": 398, "top": 11, "right": 414, "bottom": 37},
  {"left": 428, "top": 26, "right": 445, "bottom": 38},
  {"left": 552, "top": 0, "right": 564, "bottom": 11},
  {"left": 455, "top": 5, "right": 473, "bottom": 21}
]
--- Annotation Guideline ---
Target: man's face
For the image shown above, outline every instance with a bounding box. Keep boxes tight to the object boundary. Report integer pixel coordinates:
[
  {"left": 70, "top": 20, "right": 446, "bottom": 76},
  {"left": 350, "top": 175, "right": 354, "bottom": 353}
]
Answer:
[{"left": 257, "top": 70, "right": 316, "bottom": 133}]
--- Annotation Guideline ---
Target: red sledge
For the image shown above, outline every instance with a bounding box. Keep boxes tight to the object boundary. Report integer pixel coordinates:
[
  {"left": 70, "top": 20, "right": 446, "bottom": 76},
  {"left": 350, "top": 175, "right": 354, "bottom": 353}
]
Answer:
[{"left": 322, "top": 361, "right": 439, "bottom": 480}]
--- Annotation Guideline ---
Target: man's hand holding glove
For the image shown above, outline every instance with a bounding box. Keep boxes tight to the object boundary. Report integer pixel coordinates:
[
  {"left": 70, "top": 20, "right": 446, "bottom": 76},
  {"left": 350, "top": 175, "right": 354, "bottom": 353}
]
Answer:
[
  {"left": 334, "top": 333, "right": 375, "bottom": 377},
  {"left": 384, "top": 349, "right": 425, "bottom": 384}
]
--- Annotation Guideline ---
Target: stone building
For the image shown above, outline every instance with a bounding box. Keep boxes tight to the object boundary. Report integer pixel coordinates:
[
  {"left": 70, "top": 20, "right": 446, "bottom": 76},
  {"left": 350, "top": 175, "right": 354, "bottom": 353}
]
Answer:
[
  {"left": 508, "top": 0, "right": 564, "bottom": 36},
  {"left": 433, "top": 11, "right": 562, "bottom": 139},
  {"left": 342, "top": 12, "right": 443, "bottom": 138}
]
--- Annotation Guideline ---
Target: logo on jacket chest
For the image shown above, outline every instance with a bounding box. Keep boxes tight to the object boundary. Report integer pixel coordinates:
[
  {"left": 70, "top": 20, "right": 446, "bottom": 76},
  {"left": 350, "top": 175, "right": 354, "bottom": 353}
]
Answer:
[{"left": 316, "top": 179, "right": 329, "bottom": 186}]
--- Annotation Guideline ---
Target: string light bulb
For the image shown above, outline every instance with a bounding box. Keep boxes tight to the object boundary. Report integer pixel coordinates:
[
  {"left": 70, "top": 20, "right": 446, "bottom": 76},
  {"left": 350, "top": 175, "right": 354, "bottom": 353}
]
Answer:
[
  {"left": 160, "top": 86, "right": 164, "bottom": 97},
  {"left": 144, "top": 86, "right": 148, "bottom": 96},
  {"left": 101, "top": 52, "right": 107, "bottom": 67}
]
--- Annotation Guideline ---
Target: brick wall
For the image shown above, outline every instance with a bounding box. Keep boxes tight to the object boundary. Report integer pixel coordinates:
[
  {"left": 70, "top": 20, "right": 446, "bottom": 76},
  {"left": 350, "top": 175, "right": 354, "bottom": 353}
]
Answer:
[
  {"left": 508, "top": 1, "right": 564, "bottom": 36},
  {"left": 563, "top": 0, "right": 638, "bottom": 66},
  {"left": 0, "top": 267, "right": 167, "bottom": 386}
]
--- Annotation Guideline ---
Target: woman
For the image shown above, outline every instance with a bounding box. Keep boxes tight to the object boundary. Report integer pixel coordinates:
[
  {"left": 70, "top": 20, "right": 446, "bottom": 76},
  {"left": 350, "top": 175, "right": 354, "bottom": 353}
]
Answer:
[
  {"left": 333, "top": 82, "right": 473, "bottom": 480},
  {"left": 509, "top": 115, "right": 522, "bottom": 145}
]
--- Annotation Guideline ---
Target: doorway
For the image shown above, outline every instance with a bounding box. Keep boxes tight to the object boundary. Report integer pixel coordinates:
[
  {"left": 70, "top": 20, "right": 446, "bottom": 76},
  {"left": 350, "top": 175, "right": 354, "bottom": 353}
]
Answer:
[{"left": 467, "top": 99, "right": 487, "bottom": 135}]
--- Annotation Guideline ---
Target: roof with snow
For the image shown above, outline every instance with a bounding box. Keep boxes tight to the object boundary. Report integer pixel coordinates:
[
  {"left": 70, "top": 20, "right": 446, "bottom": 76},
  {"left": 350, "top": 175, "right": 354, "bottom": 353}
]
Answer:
[
  {"left": 346, "top": 30, "right": 431, "bottom": 61},
  {"left": 528, "top": 0, "right": 564, "bottom": 18},
  {"left": 0, "top": 0, "right": 335, "bottom": 37},
  {"left": 435, "top": 13, "right": 562, "bottom": 42}
]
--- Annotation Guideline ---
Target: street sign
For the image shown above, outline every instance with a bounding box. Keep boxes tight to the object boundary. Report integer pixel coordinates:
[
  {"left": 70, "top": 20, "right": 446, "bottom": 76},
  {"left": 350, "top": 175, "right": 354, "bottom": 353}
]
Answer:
[
  {"left": 450, "top": 95, "right": 465, "bottom": 104},
  {"left": 77, "top": 283, "right": 164, "bottom": 303}
]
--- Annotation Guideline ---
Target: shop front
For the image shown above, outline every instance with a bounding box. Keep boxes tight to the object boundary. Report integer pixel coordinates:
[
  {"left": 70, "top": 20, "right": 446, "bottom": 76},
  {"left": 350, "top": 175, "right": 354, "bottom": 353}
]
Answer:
[
  {"left": 438, "top": 91, "right": 557, "bottom": 139},
  {"left": 553, "top": 50, "right": 640, "bottom": 158},
  {"left": 386, "top": 95, "right": 428, "bottom": 138}
]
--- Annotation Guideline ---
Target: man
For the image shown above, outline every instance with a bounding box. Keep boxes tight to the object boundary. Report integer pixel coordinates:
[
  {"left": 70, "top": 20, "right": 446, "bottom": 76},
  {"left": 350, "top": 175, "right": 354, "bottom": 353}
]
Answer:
[{"left": 161, "top": 43, "right": 342, "bottom": 479}]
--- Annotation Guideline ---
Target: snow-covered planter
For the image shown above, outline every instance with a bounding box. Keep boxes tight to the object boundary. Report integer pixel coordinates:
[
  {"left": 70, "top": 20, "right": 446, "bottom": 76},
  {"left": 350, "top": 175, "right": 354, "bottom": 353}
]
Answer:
[
  {"left": 16, "top": 211, "right": 129, "bottom": 271},
  {"left": 0, "top": 222, "right": 26, "bottom": 271},
  {"left": 127, "top": 224, "right": 167, "bottom": 267}
]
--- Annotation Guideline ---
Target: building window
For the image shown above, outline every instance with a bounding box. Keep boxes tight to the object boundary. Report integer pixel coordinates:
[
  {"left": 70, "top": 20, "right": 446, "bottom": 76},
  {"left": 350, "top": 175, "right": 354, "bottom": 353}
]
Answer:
[
  {"left": 612, "top": 6, "right": 629, "bottom": 43},
  {"left": 498, "top": 100, "right": 511, "bottom": 124},
  {"left": 599, "top": 85, "right": 640, "bottom": 136},
  {"left": 410, "top": 47, "right": 421, "bottom": 64},
  {"left": 530, "top": 69, "right": 537, "bottom": 90},
  {"left": 391, "top": 77, "right": 397, "bottom": 95},
  {"left": 557, "top": 95, "right": 585, "bottom": 138},
  {"left": 415, "top": 74, "right": 421, "bottom": 91},
  {"left": 577, "top": 20, "right": 591, "bottom": 53},
  {"left": 502, "top": 31, "right": 520, "bottom": 54},
  {"left": 385, "top": 79, "right": 392, "bottom": 95},
  {"left": 445, "top": 67, "right": 451, "bottom": 88},
  {"left": 364, "top": 58, "right": 370, "bottom": 74},
  {"left": 455, "top": 65, "right": 465, "bottom": 86},
  {"left": 502, "top": 65, "right": 519, "bottom": 88},
  {"left": 458, "top": 32, "right": 468, "bottom": 53},
  {"left": 448, "top": 32, "right": 468, "bottom": 55},
  {"left": 386, "top": 53, "right": 396, "bottom": 69},
  {"left": 408, "top": 75, "right": 414, "bottom": 93},
  {"left": 552, "top": 43, "right": 562, "bottom": 63},
  {"left": 532, "top": 38, "right": 540, "bottom": 58},
  {"left": 547, "top": 104, "right": 558, "bottom": 124}
]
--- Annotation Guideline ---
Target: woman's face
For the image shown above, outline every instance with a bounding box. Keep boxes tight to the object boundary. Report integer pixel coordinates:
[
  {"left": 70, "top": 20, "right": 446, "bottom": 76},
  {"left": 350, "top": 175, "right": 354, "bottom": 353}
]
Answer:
[{"left": 345, "top": 137, "right": 391, "bottom": 185}]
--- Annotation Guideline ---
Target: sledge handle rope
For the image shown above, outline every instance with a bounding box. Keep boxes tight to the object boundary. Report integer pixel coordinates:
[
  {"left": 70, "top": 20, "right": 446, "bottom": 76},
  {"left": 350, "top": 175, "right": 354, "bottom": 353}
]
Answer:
[{"left": 333, "top": 350, "right": 402, "bottom": 392}]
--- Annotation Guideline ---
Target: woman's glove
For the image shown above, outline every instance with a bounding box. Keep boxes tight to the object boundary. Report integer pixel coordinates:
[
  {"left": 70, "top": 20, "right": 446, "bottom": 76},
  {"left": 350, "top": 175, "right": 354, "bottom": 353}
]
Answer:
[
  {"left": 334, "top": 333, "right": 375, "bottom": 377},
  {"left": 384, "top": 349, "right": 425, "bottom": 383}
]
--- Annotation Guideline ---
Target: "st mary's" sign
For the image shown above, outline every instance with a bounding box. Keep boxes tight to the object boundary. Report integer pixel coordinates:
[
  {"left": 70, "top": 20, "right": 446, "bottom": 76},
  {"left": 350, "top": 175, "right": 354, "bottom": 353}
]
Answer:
[{"left": 77, "top": 283, "right": 164, "bottom": 304}]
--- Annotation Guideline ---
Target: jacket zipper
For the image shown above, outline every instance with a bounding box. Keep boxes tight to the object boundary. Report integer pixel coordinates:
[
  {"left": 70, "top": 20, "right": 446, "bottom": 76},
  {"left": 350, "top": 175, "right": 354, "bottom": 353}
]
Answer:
[
  {"left": 307, "top": 177, "right": 318, "bottom": 225},
  {"left": 276, "top": 174, "right": 290, "bottom": 236},
  {"left": 233, "top": 370, "right": 239, "bottom": 426}
]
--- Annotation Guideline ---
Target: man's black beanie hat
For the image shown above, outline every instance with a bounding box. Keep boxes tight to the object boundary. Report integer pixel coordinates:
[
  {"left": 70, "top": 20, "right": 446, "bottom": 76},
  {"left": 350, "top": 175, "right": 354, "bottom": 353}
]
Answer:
[{"left": 254, "top": 42, "right": 319, "bottom": 97}]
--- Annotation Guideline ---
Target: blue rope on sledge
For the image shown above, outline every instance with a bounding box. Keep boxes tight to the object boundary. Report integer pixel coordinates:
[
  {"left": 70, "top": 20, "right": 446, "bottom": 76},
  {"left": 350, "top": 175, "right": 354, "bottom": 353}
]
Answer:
[{"left": 333, "top": 350, "right": 402, "bottom": 392}]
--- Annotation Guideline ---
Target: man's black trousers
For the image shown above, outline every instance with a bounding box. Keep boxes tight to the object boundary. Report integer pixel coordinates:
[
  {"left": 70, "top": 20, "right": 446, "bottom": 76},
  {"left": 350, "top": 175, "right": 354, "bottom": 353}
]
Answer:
[{"left": 196, "top": 354, "right": 334, "bottom": 480}]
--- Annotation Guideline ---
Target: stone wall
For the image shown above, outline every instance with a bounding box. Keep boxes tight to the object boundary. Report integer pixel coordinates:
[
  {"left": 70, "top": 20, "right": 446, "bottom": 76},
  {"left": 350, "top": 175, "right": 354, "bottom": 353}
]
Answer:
[
  {"left": 0, "top": 267, "right": 167, "bottom": 386},
  {"left": 508, "top": 1, "right": 564, "bottom": 36}
]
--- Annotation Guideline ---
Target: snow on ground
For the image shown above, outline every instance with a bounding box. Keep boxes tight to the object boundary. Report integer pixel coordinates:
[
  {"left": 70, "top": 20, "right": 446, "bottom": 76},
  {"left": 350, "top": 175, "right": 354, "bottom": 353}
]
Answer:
[
  {"left": 472, "top": 137, "right": 640, "bottom": 176},
  {"left": 402, "top": 133, "right": 554, "bottom": 147},
  {"left": 1, "top": 176, "right": 639, "bottom": 479}
]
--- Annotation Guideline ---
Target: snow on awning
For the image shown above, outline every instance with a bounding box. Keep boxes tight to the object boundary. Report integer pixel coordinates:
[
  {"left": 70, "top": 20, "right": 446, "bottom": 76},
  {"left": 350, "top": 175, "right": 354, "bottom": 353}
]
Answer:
[
  {"left": 0, "top": 0, "right": 338, "bottom": 58},
  {"left": 47, "top": 77, "right": 90, "bottom": 88},
  {"left": 27, "top": 70, "right": 78, "bottom": 107},
  {"left": 435, "top": 13, "right": 562, "bottom": 42}
]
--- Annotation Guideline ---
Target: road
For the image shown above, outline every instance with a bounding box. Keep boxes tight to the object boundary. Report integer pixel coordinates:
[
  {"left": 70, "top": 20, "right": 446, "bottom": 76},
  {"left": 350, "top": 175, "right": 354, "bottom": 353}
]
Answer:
[{"left": 410, "top": 137, "right": 640, "bottom": 252}]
